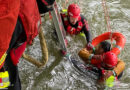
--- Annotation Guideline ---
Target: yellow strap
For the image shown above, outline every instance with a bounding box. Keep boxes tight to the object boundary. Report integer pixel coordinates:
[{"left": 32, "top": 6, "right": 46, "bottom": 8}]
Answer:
[
  {"left": 0, "top": 53, "right": 7, "bottom": 65},
  {"left": 0, "top": 81, "right": 10, "bottom": 88},
  {"left": 105, "top": 75, "right": 115, "bottom": 87},
  {"left": 0, "top": 71, "right": 9, "bottom": 78},
  {"left": 0, "top": 71, "right": 10, "bottom": 88},
  {"left": 61, "top": 9, "right": 67, "bottom": 15},
  {"left": 79, "top": 32, "right": 85, "bottom": 37},
  {"left": 0, "top": 71, "right": 9, "bottom": 80},
  {"left": 62, "top": 9, "right": 67, "bottom": 13}
]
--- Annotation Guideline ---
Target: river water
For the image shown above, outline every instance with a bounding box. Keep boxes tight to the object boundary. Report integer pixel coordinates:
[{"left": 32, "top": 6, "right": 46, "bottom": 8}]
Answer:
[{"left": 19, "top": 0, "right": 130, "bottom": 90}]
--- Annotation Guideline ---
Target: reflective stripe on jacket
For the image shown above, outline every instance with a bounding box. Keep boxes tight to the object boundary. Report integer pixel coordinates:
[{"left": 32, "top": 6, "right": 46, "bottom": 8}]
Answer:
[{"left": 0, "top": 53, "right": 7, "bottom": 69}]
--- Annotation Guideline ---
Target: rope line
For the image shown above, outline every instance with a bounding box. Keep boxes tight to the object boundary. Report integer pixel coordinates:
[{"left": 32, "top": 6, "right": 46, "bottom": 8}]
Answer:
[
  {"left": 102, "top": 0, "right": 113, "bottom": 47},
  {"left": 62, "top": 0, "right": 68, "bottom": 9},
  {"left": 102, "top": 0, "right": 111, "bottom": 32},
  {"left": 22, "top": 28, "right": 48, "bottom": 68}
]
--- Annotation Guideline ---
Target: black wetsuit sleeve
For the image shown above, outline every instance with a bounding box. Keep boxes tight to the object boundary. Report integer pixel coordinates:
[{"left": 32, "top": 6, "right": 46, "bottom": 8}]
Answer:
[
  {"left": 81, "top": 15, "right": 92, "bottom": 43},
  {"left": 83, "top": 28, "right": 92, "bottom": 43}
]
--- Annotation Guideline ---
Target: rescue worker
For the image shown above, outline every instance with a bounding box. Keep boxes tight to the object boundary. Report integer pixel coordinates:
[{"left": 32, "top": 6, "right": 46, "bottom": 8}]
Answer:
[
  {"left": 61, "top": 3, "right": 93, "bottom": 49},
  {"left": 0, "top": 0, "right": 55, "bottom": 90},
  {"left": 78, "top": 41, "right": 125, "bottom": 80},
  {"left": 0, "top": 0, "right": 20, "bottom": 89}
]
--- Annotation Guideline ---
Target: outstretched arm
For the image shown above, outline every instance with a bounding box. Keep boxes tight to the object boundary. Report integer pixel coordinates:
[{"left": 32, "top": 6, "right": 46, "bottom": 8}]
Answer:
[
  {"left": 80, "top": 15, "right": 92, "bottom": 43},
  {"left": 82, "top": 21, "right": 92, "bottom": 43}
]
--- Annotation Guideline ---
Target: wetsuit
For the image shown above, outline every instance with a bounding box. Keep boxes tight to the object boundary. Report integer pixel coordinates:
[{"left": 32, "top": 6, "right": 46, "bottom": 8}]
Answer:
[{"left": 61, "top": 14, "right": 92, "bottom": 43}]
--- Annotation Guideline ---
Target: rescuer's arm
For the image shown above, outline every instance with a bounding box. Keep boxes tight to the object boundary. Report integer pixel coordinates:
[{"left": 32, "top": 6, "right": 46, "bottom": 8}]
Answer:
[
  {"left": 82, "top": 20, "right": 92, "bottom": 43},
  {"left": 100, "top": 59, "right": 125, "bottom": 79},
  {"left": 113, "top": 59, "right": 125, "bottom": 76}
]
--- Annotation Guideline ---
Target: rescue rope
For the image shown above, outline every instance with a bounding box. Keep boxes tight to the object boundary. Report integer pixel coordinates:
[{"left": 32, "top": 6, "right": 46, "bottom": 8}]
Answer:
[
  {"left": 102, "top": 0, "right": 111, "bottom": 32},
  {"left": 22, "top": 28, "right": 48, "bottom": 68},
  {"left": 102, "top": 0, "right": 113, "bottom": 47},
  {"left": 62, "top": 0, "right": 68, "bottom": 9}
]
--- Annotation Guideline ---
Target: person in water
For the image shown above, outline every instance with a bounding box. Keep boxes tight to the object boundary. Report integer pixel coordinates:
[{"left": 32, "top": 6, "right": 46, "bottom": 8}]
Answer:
[
  {"left": 78, "top": 41, "right": 125, "bottom": 80},
  {"left": 61, "top": 3, "right": 93, "bottom": 49}
]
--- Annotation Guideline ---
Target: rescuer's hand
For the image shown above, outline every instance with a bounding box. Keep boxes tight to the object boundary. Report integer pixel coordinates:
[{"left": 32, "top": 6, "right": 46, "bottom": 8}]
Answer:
[
  {"left": 78, "top": 48, "right": 92, "bottom": 60},
  {"left": 86, "top": 42, "right": 94, "bottom": 51},
  {"left": 67, "top": 26, "right": 76, "bottom": 35}
]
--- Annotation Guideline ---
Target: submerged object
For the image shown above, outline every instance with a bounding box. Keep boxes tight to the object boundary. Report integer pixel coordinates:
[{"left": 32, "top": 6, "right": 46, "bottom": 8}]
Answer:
[{"left": 66, "top": 54, "right": 100, "bottom": 80}]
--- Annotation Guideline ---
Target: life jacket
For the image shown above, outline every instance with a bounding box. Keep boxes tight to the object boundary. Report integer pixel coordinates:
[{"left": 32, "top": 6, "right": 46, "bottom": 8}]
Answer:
[
  {"left": 61, "top": 13, "right": 83, "bottom": 35},
  {"left": 19, "top": 0, "right": 41, "bottom": 45},
  {"left": 0, "top": 0, "right": 20, "bottom": 67},
  {"left": 91, "top": 60, "right": 118, "bottom": 81},
  {"left": 0, "top": 71, "right": 10, "bottom": 88}
]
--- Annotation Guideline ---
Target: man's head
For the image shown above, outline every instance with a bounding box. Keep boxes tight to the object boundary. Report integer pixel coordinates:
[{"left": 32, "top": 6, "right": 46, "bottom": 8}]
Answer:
[
  {"left": 97, "top": 41, "right": 111, "bottom": 54},
  {"left": 67, "top": 3, "right": 80, "bottom": 25},
  {"left": 101, "top": 51, "right": 118, "bottom": 70}
]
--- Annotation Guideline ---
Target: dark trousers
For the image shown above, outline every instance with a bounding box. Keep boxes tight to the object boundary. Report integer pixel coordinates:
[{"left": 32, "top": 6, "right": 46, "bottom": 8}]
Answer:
[
  {"left": 4, "top": 17, "right": 26, "bottom": 90},
  {"left": 5, "top": 54, "right": 21, "bottom": 90}
]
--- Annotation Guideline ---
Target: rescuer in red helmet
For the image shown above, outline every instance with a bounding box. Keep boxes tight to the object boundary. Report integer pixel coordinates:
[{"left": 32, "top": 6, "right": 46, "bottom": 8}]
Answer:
[
  {"left": 67, "top": 4, "right": 80, "bottom": 25},
  {"left": 61, "top": 3, "right": 93, "bottom": 49},
  {"left": 78, "top": 41, "right": 125, "bottom": 80},
  {"left": 101, "top": 52, "right": 118, "bottom": 70}
]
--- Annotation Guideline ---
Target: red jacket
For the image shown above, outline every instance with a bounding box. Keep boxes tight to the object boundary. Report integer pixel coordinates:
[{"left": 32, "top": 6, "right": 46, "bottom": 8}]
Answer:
[
  {"left": 10, "top": 0, "right": 42, "bottom": 65},
  {"left": 0, "top": 0, "right": 20, "bottom": 59},
  {"left": 19, "top": 0, "right": 41, "bottom": 45}
]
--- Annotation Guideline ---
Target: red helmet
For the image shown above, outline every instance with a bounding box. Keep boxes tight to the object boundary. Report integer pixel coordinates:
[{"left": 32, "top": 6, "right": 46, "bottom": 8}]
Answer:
[
  {"left": 68, "top": 3, "right": 80, "bottom": 18},
  {"left": 102, "top": 51, "right": 117, "bottom": 69}
]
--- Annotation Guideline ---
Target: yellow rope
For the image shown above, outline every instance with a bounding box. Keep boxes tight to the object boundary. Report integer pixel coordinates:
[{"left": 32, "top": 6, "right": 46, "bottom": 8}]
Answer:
[
  {"left": 22, "top": 28, "right": 48, "bottom": 68},
  {"left": 39, "top": 28, "right": 48, "bottom": 66}
]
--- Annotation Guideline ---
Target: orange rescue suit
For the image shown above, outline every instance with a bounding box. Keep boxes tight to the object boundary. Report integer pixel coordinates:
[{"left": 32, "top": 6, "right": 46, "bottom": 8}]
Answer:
[{"left": 78, "top": 48, "right": 125, "bottom": 76}]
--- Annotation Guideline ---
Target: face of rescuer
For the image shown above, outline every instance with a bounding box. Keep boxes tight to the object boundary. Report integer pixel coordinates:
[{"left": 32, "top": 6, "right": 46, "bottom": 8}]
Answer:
[
  {"left": 69, "top": 16, "right": 78, "bottom": 25},
  {"left": 67, "top": 4, "right": 80, "bottom": 25}
]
